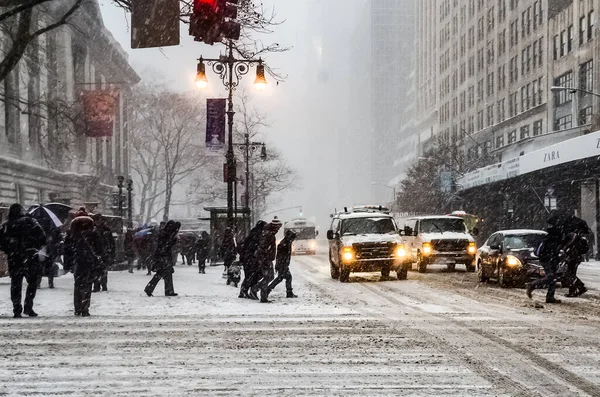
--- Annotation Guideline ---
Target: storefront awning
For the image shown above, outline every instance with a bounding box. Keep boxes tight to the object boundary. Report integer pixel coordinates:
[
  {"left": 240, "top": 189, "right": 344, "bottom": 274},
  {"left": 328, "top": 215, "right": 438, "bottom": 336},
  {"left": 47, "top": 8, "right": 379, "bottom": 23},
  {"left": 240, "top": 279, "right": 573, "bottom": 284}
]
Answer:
[{"left": 458, "top": 130, "right": 600, "bottom": 191}]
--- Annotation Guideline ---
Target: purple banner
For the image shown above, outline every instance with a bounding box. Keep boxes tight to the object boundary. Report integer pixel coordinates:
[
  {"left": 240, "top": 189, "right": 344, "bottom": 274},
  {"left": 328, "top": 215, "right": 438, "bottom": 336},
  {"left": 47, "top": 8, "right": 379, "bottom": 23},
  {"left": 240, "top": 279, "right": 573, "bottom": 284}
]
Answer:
[{"left": 206, "top": 99, "right": 226, "bottom": 150}]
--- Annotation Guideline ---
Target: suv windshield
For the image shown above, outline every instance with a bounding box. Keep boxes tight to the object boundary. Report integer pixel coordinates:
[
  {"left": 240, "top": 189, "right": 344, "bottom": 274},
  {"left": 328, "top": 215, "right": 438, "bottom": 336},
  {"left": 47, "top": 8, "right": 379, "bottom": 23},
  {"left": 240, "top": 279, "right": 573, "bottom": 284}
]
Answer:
[
  {"left": 341, "top": 217, "right": 397, "bottom": 235},
  {"left": 504, "top": 234, "right": 545, "bottom": 250},
  {"left": 420, "top": 218, "right": 466, "bottom": 233}
]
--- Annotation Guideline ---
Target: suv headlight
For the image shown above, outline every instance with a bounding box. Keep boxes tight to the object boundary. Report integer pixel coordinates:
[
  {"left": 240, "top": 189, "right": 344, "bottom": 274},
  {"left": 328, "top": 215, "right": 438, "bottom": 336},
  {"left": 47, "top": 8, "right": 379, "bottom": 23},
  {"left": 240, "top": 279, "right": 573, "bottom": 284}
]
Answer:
[
  {"left": 468, "top": 242, "right": 477, "bottom": 254},
  {"left": 394, "top": 244, "right": 406, "bottom": 257},
  {"left": 506, "top": 255, "right": 522, "bottom": 267},
  {"left": 422, "top": 243, "right": 432, "bottom": 256},
  {"left": 342, "top": 247, "right": 355, "bottom": 262}
]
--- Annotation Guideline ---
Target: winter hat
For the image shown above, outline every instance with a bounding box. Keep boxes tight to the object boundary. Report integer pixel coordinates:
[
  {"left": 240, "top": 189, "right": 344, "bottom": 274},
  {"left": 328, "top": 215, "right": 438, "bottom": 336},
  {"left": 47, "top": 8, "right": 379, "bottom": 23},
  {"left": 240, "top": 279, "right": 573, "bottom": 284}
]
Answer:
[
  {"left": 74, "top": 207, "right": 88, "bottom": 218},
  {"left": 270, "top": 216, "right": 282, "bottom": 228}
]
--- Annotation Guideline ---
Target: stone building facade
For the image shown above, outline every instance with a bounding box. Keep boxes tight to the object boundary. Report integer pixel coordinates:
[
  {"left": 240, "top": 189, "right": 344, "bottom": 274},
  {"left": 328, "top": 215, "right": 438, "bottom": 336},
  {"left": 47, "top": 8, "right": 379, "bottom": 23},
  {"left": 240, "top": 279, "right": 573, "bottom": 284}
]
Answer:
[{"left": 0, "top": 1, "right": 139, "bottom": 220}]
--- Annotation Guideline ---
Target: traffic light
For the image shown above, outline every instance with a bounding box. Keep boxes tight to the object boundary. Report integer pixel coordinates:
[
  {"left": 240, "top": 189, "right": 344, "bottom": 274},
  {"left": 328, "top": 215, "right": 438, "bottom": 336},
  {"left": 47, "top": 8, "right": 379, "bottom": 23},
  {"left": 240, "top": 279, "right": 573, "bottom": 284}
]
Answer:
[
  {"left": 219, "top": 0, "right": 241, "bottom": 40},
  {"left": 190, "top": 0, "right": 240, "bottom": 44}
]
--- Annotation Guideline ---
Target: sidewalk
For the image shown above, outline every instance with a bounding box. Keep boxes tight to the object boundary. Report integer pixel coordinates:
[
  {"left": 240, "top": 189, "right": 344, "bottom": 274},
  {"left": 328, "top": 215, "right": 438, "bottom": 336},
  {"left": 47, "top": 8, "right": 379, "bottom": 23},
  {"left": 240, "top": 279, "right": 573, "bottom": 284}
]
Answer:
[{"left": 0, "top": 261, "right": 349, "bottom": 319}]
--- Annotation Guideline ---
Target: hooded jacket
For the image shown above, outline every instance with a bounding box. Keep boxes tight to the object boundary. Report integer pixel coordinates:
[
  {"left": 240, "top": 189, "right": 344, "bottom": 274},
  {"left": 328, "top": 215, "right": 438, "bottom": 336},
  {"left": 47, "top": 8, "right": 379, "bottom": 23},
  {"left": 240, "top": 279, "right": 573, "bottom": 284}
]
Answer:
[
  {"left": 0, "top": 204, "right": 46, "bottom": 276},
  {"left": 276, "top": 230, "right": 296, "bottom": 271}
]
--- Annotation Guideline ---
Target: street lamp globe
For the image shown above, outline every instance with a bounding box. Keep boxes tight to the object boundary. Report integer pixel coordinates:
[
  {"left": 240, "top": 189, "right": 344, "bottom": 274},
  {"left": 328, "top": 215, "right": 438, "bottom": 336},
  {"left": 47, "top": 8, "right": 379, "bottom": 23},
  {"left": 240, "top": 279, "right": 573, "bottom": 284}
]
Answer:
[
  {"left": 195, "top": 59, "right": 208, "bottom": 89},
  {"left": 254, "top": 61, "right": 267, "bottom": 91}
]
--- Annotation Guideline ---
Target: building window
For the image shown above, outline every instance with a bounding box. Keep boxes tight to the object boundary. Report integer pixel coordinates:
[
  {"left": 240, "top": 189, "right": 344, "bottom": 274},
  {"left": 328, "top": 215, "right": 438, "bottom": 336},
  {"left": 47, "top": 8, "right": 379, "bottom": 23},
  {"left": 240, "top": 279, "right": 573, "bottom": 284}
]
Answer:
[
  {"left": 560, "top": 30, "right": 567, "bottom": 57},
  {"left": 533, "top": 120, "right": 543, "bottom": 136},
  {"left": 580, "top": 15, "right": 587, "bottom": 45},
  {"left": 588, "top": 10, "right": 595, "bottom": 41},
  {"left": 487, "top": 105, "right": 494, "bottom": 127},
  {"left": 554, "top": 71, "right": 573, "bottom": 105},
  {"left": 484, "top": 140, "right": 492, "bottom": 154},
  {"left": 555, "top": 115, "right": 573, "bottom": 131},
  {"left": 580, "top": 106, "right": 593, "bottom": 125},
  {"left": 567, "top": 25, "right": 573, "bottom": 53},
  {"left": 508, "top": 130, "right": 517, "bottom": 143},
  {"left": 553, "top": 34, "right": 559, "bottom": 60},
  {"left": 580, "top": 60, "right": 593, "bottom": 92},
  {"left": 520, "top": 125, "right": 530, "bottom": 139},
  {"left": 497, "top": 98, "right": 506, "bottom": 121},
  {"left": 477, "top": 110, "right": 484, "bottom": 130},
  {"left": 496, "top": 135, "right": 505, "bottom": 148}
]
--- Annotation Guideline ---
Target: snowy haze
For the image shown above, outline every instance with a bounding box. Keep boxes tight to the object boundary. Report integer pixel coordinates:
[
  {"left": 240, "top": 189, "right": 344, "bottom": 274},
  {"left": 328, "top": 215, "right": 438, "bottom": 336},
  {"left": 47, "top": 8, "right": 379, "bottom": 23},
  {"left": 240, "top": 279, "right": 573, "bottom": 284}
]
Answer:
[{"left": 99, "top": 0, "right": 374, "bottom": 230}]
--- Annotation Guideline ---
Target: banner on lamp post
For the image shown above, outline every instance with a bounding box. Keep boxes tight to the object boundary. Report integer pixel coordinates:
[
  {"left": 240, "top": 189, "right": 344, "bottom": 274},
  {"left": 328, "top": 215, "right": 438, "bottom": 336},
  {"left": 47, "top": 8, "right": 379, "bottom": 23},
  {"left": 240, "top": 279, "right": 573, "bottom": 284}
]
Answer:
[
  {"left": 81, "top": 89, "right": 119, "bottom": 138},
  {"left": 206, "top": 99, "right": 226, "bottom": 151}
]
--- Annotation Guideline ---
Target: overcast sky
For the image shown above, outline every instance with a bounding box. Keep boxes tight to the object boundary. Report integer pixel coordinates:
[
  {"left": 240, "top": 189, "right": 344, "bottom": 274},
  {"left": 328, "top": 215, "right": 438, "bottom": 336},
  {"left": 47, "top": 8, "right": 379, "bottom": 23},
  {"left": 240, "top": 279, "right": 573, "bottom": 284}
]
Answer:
[{"left": 98, "top": 0, "right": 372, "bottom": 229}]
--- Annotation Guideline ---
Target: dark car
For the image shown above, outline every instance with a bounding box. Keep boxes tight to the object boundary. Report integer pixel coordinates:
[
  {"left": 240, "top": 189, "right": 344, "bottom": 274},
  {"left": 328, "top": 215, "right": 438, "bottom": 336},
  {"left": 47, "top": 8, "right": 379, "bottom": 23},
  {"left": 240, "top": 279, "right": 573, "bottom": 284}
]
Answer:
[{"left": 476, "top": 229, "right": 547, "bottom": 287}]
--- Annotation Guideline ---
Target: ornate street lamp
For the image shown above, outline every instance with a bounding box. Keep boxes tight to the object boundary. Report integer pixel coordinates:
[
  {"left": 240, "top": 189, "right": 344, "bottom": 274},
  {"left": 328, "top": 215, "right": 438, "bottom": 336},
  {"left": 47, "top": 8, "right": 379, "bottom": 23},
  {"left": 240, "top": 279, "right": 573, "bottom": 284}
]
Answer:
[{"left": 195, "top": 42, "right": 268, "bottom": 225}]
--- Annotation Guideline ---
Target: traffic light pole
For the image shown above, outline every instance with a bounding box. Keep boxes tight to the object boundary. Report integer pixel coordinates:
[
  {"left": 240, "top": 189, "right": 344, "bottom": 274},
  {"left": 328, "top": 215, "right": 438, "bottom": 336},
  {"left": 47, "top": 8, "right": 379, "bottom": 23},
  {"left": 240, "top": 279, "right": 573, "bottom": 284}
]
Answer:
[{"left": 198, "top": 41, "right": 265, "bottom": 227}]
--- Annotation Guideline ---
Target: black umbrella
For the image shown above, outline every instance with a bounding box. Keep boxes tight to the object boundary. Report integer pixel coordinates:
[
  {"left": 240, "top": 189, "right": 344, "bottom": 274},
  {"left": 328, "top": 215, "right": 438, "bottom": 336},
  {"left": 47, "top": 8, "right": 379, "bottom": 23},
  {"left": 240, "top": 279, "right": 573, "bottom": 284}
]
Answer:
[
  {"left": 28, "top": 205, "right": 63, "bottom": 233},
  {"left": 44, "top": 203, "right": 72, "bottom": 223}
]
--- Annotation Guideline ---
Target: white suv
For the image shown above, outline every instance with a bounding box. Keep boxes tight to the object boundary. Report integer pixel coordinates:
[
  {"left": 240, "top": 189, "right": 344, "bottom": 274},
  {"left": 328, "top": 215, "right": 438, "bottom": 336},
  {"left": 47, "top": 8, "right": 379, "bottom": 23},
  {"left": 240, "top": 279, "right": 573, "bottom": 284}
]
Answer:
[
  {"left": 401, "top": 215, "right": 477, "bottom": 273},
  {"left": 327, "top": 208, "right": 412, "bottom": 282}
]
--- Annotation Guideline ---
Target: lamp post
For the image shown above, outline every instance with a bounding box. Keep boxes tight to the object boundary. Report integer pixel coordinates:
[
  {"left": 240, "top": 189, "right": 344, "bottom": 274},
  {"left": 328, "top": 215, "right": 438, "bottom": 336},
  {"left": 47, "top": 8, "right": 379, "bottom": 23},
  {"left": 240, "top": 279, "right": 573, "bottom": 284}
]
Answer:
[
  {"left": 550, "top": 85, "right": 600, "bottom": 98},
  {"left": 126, "top": 178, "right": 133, "bottom": 229},
  {"left": 371, "top": 182, "right": 396, "bottom": 210},
  {"left": 195, "top": 41, "right": 268, "bottom": 226},
  {"left": 117, "top": 175, "right": 124, "bottom": 234},
  {"left": 234, "top": 134, "right": 267, "bottom": 226}
]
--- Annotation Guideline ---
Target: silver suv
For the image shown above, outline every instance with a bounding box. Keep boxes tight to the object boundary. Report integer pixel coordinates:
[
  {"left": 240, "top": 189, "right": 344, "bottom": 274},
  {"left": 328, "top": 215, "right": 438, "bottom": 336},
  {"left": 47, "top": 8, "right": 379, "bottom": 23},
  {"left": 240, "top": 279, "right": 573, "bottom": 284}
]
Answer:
[{"left": 327, "top": 207, "right": 411, "bottom": 282}]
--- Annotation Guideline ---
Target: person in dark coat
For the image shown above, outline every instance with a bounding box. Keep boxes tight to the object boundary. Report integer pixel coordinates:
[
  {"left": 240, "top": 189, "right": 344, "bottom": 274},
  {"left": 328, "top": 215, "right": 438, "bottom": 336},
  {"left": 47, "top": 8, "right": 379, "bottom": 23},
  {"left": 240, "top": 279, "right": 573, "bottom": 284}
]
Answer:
[
  {"left": 178, "top": 232, "right": 198, "bottom": 266},
  {"left": 144, "top": 220, "right": 180, "bottom": 297},
  {"left": 196, "top": 231, "right": 210, "bottom": 274},
  {"left": 65, "top": 215, "right": 103, "bottom": 316},
  {"left": 37, "top": 227, "right": 62, "bottom": 289},
  {"left": 251, "top": 217, "right": 282, "bottom": 303},
  {"left": 550, "top": 212, "right": 590, "bottom": 297},
  {"left": 220, "top": 227, "right": 237, "bottom": 280},
  {"left": 238, "top": 220, "right": 266, "bottom": 299},
  {"left": 527, "top": 222, "right": 563, "bottom": 303},
  {"left": 91, "top": 214, "right": 115, "bottom": 292},
  {"left": 267, "top": 230, "right": 298, "bottom": 298},
  {"left": 0, "top": 204, "right": 46, "bottom": 317},
  {"left": 124, "top": 228, "right": 136, "bottom": 273}
]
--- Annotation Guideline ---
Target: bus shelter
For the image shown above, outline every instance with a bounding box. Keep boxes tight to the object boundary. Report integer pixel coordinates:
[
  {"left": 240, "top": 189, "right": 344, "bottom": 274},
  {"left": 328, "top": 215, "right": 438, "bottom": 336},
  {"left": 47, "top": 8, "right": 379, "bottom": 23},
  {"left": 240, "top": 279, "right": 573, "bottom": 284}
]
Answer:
[{"left": 202, "top": 207, "right": 251, "bottom": 241}]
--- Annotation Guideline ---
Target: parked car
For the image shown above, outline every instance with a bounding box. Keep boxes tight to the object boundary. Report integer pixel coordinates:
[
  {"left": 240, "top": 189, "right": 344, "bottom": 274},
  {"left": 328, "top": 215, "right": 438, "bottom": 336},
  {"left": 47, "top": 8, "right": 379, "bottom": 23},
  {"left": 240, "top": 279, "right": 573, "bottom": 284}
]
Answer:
[
  {"left": 476, "top": 229, "right": 547, "bottom": 287},
  {"left": 401, "top": 215, "right": 477, "bottom": 273}
]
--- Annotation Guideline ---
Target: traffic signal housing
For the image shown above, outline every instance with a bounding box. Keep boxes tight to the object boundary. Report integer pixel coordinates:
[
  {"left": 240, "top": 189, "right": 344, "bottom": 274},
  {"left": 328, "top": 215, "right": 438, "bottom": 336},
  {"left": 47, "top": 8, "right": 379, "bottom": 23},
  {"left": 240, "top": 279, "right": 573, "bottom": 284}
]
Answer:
[{"left": 190, "top": 0, "right": 240, "bottom": 44}]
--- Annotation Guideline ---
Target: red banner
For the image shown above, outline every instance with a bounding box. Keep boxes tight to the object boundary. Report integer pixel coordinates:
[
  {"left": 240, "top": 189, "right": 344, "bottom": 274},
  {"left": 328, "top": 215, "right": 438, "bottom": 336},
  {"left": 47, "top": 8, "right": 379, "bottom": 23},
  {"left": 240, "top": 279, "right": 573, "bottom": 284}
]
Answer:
[{"left": 81, "top": 89, "right": 119, "bottom": 138}]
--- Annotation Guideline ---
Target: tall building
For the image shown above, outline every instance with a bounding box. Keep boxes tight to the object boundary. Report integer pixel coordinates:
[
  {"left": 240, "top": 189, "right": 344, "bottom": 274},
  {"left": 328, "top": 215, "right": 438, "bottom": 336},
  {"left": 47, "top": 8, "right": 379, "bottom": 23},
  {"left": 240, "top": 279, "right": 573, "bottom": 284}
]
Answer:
[
  {"left": 302, "top": 0, "right": 372, "bottom": 225},
  {"left": 414, "top": 0, "right": 600, "bottom": 246},
  {"left": 371, "top": 0, "right": 418, "bottom": 201},
  {"left": 0, "top": 1, "right": 140, "bottom": 217}
]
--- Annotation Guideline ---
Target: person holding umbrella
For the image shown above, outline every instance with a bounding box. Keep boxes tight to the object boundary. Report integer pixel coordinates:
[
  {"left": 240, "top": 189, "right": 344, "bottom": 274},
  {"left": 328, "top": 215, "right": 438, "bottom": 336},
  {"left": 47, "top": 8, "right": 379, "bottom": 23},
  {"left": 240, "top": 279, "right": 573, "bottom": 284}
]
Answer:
[
  {"left": 0, "top": 204, "right": 46, "bottom": 317},
  {"left": 28, "top": 204, "right": 69, "bottom": 290},
  {"left": 144, "top": 221, "right": 180, "bottom": 297}
]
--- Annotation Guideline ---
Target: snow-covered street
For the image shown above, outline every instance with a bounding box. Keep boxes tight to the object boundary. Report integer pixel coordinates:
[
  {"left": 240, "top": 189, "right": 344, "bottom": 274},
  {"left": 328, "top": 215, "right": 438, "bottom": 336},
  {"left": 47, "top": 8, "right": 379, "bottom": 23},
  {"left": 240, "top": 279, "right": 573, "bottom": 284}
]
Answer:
[{"left": 1, "top": 256, "right": 600, "bottom": 396}]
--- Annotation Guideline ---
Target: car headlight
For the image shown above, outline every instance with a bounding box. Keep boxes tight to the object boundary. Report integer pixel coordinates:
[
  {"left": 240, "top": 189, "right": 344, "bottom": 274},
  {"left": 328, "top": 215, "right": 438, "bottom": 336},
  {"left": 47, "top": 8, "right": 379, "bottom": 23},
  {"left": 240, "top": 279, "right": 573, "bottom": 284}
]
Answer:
[
  {"left": 422, "top": 243, "right": 432, "bottom": 256},
  {"left": 310, "top": 241, "right": 317, "bottom": 249},
  {"left": 342, "top": 247, "right": 355, "bottom": 262},
  {"left": 468, "top": 242, "right": 477, "bottom": 255},
  {"left": 506, "top": 255, "right": 522, "bottom": 267},
  {"left": 394, "top": 244, "right": 406, "bottom": 257}
]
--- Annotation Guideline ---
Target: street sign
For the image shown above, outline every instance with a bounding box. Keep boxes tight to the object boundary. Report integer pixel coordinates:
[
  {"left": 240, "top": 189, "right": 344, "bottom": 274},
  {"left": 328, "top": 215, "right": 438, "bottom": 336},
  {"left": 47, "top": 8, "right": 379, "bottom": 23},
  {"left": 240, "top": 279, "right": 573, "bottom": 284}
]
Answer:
[{"left": 131, "top": 0, "right": 180, "bottom": 49}]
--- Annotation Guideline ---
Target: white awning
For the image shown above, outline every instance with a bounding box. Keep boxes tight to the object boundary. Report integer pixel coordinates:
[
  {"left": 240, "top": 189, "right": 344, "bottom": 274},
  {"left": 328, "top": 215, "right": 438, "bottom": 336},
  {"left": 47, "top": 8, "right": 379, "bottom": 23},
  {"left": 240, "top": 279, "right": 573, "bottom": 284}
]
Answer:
[{"left": 458, "top": 130, "right": 600, "bottom": 190}]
